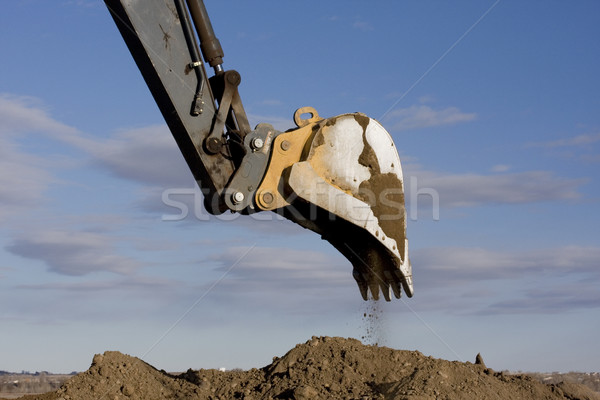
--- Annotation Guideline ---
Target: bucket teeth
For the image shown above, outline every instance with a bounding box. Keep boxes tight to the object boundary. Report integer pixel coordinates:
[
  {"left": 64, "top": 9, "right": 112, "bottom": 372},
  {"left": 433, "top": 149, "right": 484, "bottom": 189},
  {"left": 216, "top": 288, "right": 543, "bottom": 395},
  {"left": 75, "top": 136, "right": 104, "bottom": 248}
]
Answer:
[
  {"left": 354, "top": 269, "right": 404, "bottom": 301},
  {"left": 391, "top": 281, "right": 402, "bottom": 299},
  {"left": 381, "top": 283, "right": 392, "bottom": 301},
  {"left": 353, "top": 270, "right": 369, "bottom": 301},
  {"left": 396, "top": 269, "right": 413, "bottom": 298},
  {"left": 384, "top": 271, "right": 402, "bottom": 299},
  {"left": 369, "top": 281, "right": 380, "bottom": 301}
]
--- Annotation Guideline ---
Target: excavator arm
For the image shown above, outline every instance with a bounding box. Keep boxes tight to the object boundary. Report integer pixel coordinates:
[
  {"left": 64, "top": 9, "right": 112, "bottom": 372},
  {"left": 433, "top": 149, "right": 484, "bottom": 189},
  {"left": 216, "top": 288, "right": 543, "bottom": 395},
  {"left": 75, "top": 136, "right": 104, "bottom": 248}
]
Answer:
[{"left": 104, "top": 0, "right": 413, "bottom": 301}]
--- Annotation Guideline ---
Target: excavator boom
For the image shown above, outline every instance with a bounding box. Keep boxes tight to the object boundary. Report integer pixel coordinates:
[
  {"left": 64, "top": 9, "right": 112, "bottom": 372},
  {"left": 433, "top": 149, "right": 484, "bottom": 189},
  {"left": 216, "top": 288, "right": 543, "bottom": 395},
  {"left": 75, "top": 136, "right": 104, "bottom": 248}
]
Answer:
[{"left": 104, "top": 0, "right": 413, "bottom": 300}]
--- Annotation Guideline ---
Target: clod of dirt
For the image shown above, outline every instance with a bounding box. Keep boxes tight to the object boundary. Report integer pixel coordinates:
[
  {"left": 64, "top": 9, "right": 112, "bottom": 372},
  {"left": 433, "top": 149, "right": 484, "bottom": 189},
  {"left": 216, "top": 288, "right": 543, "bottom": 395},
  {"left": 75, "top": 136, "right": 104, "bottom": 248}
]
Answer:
[
  {"left": 475, "top": 353, "right": 486, "bottom": 368},
  {"left": 11, "top": 337, "right": 600, "bottom": 400}
]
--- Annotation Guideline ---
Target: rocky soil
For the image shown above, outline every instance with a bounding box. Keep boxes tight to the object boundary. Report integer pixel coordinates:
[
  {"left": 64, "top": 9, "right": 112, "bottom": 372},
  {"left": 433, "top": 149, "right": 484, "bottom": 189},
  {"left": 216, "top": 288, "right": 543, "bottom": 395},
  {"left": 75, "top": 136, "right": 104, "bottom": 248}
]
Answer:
[{"left": 4, "top": 336, "right": 599, "bottom": 400}]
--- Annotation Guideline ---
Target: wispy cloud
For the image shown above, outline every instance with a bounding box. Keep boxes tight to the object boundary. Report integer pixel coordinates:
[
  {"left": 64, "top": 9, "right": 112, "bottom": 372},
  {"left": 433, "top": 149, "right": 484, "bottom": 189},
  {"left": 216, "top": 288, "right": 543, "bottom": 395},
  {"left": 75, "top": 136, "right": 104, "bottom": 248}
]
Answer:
[
  {"left": 0, "top": 94, "right": 308, "bottom": 255},
  {"left": 210, "top": 246, "right": 348, "bottom": 285},
  {"left": 1, "top": 92, "right": 592, "bottom": 319},
  {"left": 353, "top": 20, "right": 373, "bottom": 31},
  {"left": 416, "top": 246, "right": 600, "bottom": 283},
  {"left": 490, "top": 164, "right": 511, "bottom": 173},
  {"left": 85, "top": 125, "right": 192, "bottom": 187},
  {"left": 17, "top": 275, "right": 177, "bottom": 292},
  {"left": 413, "top": 246, "right": 600, "bottom": 314},
  {"left": 529, "top": 132, "right": 600, "bottom": 148},
  {"left": 0, "top": 96, "right": 64, "bottom": 221},
  {"left": 205, "top": 246, "right": 357, "bottom": 309},
  {"left": 0, "top": 93, "right": 193, "bottom": 188},
  {"left": 527, "top": 132, "right": 600, "bottom": 164},
  {"left": 385, "top": 105, "right": 476, "bottom": 131},
  {"left": 9, "top": 274, "right": 184, "bottom": 325},
  {"left": 7, "top": 230, "right": 140, "bottom": 276},
  {"left": 405, "top": 164, "right": 584, "bottom": 209},
  {"left": 0, "top": 136, "right": 54, "bottom": 219},
  {"left": 418, "top": 95, "right": 436, "bottom": 104},
  {"left": 0, "top": 94, "right": 80, "bottom": 138},
  {"left": 0, "top": 94, "right": 585, "bottom": 221},
  {"left": 485, "top": 284, "right": 600, "bottom": 315}
]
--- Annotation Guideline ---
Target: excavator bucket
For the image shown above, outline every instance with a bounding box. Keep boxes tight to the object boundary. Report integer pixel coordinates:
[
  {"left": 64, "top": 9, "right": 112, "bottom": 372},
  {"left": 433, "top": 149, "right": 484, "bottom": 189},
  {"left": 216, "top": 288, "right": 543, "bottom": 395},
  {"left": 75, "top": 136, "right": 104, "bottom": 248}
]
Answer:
[
  {"left": 104, "top": 0, "right": 413, "bottom": 301},
  {"left": 255, "top": 108, "right": 413, "bottom": 301}
]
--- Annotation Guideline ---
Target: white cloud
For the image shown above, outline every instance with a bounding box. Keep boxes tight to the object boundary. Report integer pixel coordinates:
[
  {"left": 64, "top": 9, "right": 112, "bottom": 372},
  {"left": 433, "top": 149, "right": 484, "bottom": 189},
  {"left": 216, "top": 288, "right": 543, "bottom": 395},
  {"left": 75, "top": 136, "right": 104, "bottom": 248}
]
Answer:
[
  {"left": 0, "top": 94, "right": 79, "bottom": 138},
  {"left": 0, "top": 95, "right": 148, "bottom": 278},
  {"left": 17, "top": 275, "right": 176, "bottom": 292},
  {"left": 490, "top": 164, "right": 510, "bottom": 172},
  {"left": 210, "top": 246, "right": 348, "bottom": 284},
  {"left": 7, "top": 230, "right": 140, "bottom": 276},
  {"left": 353, "top": 20, "right": 373, "bottom": 31},
  {"left": 1, "top": 93, "right": 194, "bottom": 188},
  {"left": 484, "top": 284, "right": 600, "bottom": 315},
  {"left": 530, "top": 132, "right": 600, "bottom": 148},
  {"left": 0, "top": 137, "right": 54, "bottom": 219},
  {"left": 0, "top": 92, "right": 591, "bottom": 316},
  {"left": 418, "top": 95, "right": 436, "bottom": 104},
  {"left": 194, "top": 244, "right": 600, "bottom": 316},
  {"left": 416, "top": 246, "right": 600, "bottom": 282},
  {"left": 84, "top": 125, "right": 192, "bottom": 187},
  {"left": 386, "top": 105, "right": 476, "bottom": 131},
  {"left": 204, "top": 245, "right": 357, "bottom": 307},
  {"left": 7, "top": 274, "right": 185, "bottom": 325},
  {"left": 0, "top": 96, "right": 61, "bottom": 220},
  {"left": 527, "top": 132, "right": 600, "bottom": 164},
  {"left": 405, "top": 164, "right": 583, "bottom": 208},
  {"left": 0, "top": 94, "right": 195, "bottom": 226},
  {"left": 411, "top": 246, "right": 600, "bottom": 314}
]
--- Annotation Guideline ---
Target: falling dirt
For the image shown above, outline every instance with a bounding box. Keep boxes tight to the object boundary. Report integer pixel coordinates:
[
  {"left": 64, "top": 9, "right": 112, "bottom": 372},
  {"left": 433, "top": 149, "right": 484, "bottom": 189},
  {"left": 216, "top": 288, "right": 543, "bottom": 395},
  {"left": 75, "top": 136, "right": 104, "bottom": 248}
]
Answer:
[
  {"left": 7, "top": 337, "right": 599, "bottom": 400},
  {"left": 361, "top": 299, "right": 385, "bottom": 346}
]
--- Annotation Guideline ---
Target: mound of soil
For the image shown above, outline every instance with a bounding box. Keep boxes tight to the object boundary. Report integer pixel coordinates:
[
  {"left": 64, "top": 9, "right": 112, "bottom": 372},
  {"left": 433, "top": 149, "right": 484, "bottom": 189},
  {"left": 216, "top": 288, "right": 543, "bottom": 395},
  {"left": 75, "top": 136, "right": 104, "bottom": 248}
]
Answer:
[{"left": 9, "top": 337, "right": 600, "bottom": 400}]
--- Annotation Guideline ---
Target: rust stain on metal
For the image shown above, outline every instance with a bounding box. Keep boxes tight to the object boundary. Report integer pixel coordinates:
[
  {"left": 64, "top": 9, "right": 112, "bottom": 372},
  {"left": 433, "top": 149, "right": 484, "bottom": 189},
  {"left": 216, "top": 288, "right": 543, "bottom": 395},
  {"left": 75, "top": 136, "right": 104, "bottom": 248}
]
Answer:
[
  {"left": 325, "top": 116, "right": 337, "bottom": 127},
  {"left": 312, "top": 129, "right": 325, "bottom": 148},
  {"left": 359, "top": 173, "right": 406, "bottom": 260},
  {"left": 354, "top": 113, "right": 406, "bottom": 259},
  {"left": 356, "top": 114, "right": 380, "bottom": 172}
]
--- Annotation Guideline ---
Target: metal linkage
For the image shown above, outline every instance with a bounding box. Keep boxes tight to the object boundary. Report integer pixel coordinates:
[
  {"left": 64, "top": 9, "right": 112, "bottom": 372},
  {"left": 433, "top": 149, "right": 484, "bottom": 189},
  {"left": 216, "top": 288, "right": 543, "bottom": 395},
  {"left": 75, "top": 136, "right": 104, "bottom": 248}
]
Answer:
[{"left": 223, "top": 123, "right": 281, "bottom": 213}]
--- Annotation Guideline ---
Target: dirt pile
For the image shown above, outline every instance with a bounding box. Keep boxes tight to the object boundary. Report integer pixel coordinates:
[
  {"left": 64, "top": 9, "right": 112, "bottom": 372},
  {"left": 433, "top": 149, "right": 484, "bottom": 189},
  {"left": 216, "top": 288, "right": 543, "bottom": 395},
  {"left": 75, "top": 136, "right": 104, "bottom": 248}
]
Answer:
[{"left": 9, "top": 336, "right": 600, "bottom": 400}]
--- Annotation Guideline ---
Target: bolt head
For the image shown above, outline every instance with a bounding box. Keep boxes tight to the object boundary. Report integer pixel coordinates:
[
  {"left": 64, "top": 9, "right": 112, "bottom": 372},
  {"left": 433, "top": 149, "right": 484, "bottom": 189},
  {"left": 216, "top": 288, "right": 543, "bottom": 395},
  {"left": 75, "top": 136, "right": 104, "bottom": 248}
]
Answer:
[
  {"left": 226, "top": 70, "right": 241, "bottom": 85},
  {"left": 232, "top": 191, "right": 245, "bottom": 204},
  {"left": 280, "top": 140, "right": 291, "bottom": 151},
  {"left": 262, "top": 191, "right": 274, "bottom": 204},
  {"left": 251, "top": 137, "right": 264, "bottom": 150},
  {"left": 205, "top": 137, "right": 222, "bottom": 154}
]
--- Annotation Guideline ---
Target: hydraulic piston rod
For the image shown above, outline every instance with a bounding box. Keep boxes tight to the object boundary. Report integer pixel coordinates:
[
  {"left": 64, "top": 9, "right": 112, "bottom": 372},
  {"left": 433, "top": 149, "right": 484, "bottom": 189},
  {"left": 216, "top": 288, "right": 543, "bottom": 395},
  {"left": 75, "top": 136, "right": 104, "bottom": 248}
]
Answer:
[{"left": 186, "top": 0, "right": 225, "bottom": 72}]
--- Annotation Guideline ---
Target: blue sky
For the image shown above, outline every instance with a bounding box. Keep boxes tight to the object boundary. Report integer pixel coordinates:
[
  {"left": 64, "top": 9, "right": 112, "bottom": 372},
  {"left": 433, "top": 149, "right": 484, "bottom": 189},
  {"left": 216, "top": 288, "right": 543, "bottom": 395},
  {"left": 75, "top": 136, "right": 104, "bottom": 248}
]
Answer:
[{"left": 1, "top": 0, "right": 599, "bottom": 374}]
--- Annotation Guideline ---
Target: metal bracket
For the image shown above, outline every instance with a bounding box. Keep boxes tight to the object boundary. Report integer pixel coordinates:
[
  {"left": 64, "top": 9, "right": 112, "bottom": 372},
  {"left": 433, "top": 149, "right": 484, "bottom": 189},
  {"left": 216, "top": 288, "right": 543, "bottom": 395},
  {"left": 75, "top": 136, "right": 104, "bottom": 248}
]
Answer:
[{"left": 224, "top": 123, "right": 281, "bottom": 213}]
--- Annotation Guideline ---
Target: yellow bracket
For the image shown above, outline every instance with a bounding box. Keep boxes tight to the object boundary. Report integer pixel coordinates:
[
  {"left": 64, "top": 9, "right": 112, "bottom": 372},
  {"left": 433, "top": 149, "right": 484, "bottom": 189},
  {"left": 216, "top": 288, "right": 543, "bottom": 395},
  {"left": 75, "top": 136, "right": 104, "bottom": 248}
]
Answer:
[{"left": 255, "top": 107, "right": 323, "bottom": 211}]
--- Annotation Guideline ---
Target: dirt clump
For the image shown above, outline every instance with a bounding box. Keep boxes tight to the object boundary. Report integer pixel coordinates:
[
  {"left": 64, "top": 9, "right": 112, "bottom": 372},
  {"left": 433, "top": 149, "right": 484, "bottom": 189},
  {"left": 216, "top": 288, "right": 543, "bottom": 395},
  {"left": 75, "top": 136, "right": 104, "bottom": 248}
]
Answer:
[{"left": 8, "top": 336, "right": 600, "bottom": 400}]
